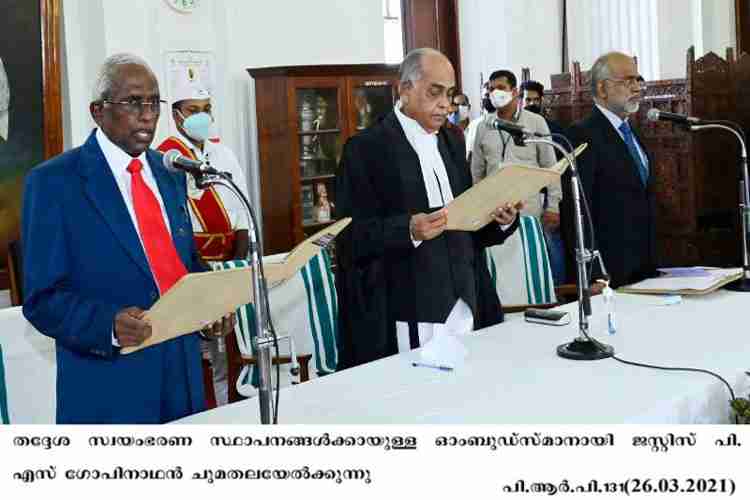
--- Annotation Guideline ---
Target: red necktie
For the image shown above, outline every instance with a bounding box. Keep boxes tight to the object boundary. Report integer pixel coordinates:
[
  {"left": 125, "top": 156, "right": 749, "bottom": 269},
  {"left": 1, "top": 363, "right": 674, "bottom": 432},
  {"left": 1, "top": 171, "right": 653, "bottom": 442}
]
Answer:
[{"left": 127, "top": 158, "right": 187, "bottom": 294}]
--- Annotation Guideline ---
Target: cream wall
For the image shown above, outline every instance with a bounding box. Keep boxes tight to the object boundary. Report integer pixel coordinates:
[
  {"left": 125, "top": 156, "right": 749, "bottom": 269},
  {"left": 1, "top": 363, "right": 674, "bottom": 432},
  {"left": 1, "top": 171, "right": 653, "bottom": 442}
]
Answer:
[
  {"left": 60, "top": 0, "right": 385, "bottom": 220},
  {"left": 566, "top": 0, "right": 736, "bottom": 80},
  {"left": 701, "top": 0, "right": 736, "bottom": 56},
  {"left": 459, "top": 0, "right": 737, "bottom": 116},
  {"left": 459, "top": 0, "right": 564, "bottom": 121}
]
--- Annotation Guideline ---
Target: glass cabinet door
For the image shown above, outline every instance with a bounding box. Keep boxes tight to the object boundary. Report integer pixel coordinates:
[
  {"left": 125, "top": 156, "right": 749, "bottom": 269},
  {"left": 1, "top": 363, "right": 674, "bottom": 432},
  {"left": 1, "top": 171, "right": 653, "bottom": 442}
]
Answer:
[
  {"left": 294, "top": 86, "right": 342, "bottom": 232},
  {"left": 349, "top": 78, "right": 398, "bottom": 133}
]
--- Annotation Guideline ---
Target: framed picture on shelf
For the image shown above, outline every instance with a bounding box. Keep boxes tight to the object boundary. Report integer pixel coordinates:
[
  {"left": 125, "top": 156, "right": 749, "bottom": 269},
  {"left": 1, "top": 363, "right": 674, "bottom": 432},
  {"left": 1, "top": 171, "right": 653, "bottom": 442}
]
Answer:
[{"left": 312, "top": 181, "right": 335, "bottom": 224}]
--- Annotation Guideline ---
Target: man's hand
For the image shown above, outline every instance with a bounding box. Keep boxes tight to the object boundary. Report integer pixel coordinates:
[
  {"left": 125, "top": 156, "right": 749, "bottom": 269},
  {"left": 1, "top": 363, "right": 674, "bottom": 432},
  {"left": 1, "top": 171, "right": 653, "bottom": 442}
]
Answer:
[
  {"left": 201, "top": 313, "right": 236, "bottom": 340},
  {"left": 410, "top": 209, "right": 448, "bottom": 241},
  {"left": 493, "top": 201, "right": 524, "bottom": 226},
  {"left": 542, "top": 210, "right": 560, "bottom": 231},
  {"left": 114, "top": 307, "right": 152, "bottom": 347}
]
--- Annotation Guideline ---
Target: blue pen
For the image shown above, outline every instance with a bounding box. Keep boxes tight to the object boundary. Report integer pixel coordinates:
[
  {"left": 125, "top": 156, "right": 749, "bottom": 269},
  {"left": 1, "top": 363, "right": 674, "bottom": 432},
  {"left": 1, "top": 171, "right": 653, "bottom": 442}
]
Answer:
[{"left": 412, "top": 362, "right": 453, "bottom": 371}]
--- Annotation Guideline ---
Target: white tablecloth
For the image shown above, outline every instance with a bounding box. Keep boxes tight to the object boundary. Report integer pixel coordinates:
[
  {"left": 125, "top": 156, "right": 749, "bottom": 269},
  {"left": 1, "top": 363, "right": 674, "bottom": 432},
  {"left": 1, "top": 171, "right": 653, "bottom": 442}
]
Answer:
[
  {"left": 178, "top": 291, "right": 750, "bottom": 424},
  {"left": 0, "top": 307, "right": 56, "bottom": 424}
]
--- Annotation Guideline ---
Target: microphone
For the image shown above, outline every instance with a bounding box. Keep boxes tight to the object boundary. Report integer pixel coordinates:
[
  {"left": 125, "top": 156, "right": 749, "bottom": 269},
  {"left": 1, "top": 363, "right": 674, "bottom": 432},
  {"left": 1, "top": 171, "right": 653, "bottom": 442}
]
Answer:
[
  {"left": 646, "top": 108, "right": 702, "bottom": 126},
  {"left": 162, "top": 149, "right": 219, "bottom": 176},
  {"left": 490, "top": 117, "right": 531, "bottom": 137},
  {"left": 491, "top": 117, "right": 545, "bottom": 146}
]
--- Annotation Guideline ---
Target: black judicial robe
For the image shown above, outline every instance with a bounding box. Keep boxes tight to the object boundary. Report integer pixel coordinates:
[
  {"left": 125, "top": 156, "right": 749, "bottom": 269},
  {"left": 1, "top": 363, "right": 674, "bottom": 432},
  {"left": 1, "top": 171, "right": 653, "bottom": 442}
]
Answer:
[
  {"left": 561, "top": 106, "right": 657, "bottom": 288},
  {"left": 335, "top": 111, "right": 518, "bottom": 370}
]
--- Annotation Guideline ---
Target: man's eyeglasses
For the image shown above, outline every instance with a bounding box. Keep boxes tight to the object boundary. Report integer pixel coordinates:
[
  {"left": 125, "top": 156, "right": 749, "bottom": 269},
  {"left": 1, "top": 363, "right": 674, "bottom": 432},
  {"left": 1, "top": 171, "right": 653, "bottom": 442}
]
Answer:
[
  {"left": 102, "top": 99, "right": 166, "bottom": 115},
  {"left": 605, "top": 77, "right": 644, "bottom": 89}
]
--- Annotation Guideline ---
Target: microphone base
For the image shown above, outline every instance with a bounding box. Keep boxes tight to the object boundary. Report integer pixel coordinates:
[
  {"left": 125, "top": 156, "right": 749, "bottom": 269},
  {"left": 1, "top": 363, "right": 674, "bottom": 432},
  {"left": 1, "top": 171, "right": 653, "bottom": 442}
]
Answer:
[
  {"left": 724, "top": 276, "right": 750, "bottom": 292},
  {"left": 557, "top": 338, "right": 614, "bottom": 361}
]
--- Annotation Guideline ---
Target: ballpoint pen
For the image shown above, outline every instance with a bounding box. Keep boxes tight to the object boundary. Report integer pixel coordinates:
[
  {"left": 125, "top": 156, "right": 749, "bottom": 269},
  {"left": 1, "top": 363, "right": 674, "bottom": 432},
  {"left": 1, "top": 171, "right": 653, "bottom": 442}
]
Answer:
[{"left": 412, "top": 362, "right": 453, "bottom": 371}]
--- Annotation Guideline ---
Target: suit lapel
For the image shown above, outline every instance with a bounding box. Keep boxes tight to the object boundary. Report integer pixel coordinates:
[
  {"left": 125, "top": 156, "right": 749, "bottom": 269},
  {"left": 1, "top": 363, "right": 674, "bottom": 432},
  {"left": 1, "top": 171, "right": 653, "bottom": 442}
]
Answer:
[
  {"left": 382, "top": 112, "right": 431, "bottom": 213},
  {"left": 147, "top": 150, "right": 191, "bottom": 265},
  {"left": 592, "top": 107, "right": 646, "bottom": 190},
  {"left": 77, "top": 131, "right": 153, "bottom": 282}
]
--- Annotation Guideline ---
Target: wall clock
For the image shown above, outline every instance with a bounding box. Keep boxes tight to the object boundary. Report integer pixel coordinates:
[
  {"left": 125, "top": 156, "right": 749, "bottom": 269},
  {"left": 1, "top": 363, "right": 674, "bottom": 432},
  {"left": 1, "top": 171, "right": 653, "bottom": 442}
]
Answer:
[{"left": 165, "top": 0, "right": 200, "bottom": 14}]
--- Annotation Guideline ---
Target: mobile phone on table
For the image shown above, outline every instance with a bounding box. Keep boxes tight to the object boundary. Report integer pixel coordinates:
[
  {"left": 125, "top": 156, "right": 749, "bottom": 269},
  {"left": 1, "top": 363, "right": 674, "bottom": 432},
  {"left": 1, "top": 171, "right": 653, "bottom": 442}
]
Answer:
[{"left": 524, "top": 308, "right": 571, "bottom": 326}]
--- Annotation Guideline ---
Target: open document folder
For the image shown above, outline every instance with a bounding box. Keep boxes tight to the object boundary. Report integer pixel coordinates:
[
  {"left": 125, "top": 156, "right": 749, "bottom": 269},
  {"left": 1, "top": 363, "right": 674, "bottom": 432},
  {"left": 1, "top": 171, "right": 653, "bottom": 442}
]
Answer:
[
  {"left": 121, "top": 217, "right": 351, "bottom": 355},
  {"left": 446, "top": 143, "right": 587, "bottom": 231},
  {"left": 263, "top": 217, "right": 351, "bottom": 288},
  {"left": 619, "top": 267, "right": 743, "bottom": 295}
]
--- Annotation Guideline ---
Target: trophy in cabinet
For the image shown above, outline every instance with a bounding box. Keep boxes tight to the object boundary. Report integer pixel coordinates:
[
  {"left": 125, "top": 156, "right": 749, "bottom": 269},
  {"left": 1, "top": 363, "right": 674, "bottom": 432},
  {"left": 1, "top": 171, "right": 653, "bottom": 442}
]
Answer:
[
  {"left": 354, "top": 89, "right": 372, "bottom": 130},
  {"left": 299, "top": 95, "right": 316, "bottom": 161},
  {"left": 310, "top": 95, "right": 329, "bottom": 161}
]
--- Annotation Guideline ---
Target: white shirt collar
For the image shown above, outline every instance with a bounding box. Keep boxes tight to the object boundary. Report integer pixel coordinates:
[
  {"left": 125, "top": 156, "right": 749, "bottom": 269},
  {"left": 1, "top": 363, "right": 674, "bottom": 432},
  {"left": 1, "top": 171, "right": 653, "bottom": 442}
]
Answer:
[
  {"left": 595, "top": 102, "right": 629, "bottom": 132},
  {"left": 394, "top": 102, "right": 438, "bottom": 138},
  {"left": 95, "top": 128, "right": 147, "bottom": 173}
]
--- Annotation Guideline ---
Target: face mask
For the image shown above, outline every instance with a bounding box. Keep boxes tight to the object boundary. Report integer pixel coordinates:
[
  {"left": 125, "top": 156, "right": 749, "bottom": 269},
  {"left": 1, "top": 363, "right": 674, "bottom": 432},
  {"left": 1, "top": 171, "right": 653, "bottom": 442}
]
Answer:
[
  {"left": 178, "top": 110, "right": 213, "bottom": 142},
  {"left": 448, "top": 112, "right": 460, "bottom": 125},
  {"left": 490, "top": 89, "right": 513, "bottom": 110},
  {"left": 525, "top": 104, "right": 542, "bottom": 115},
  {"left": 458, "top": 105, "right": 470, "bottom": 121}
]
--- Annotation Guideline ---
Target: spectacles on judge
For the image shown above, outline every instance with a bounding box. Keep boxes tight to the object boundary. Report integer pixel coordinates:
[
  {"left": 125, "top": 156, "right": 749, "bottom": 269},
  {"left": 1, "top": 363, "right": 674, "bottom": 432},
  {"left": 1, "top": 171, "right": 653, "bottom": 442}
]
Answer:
[
  {"left": 605, "top": 76, "right": 645, "bottom": 89},
  {"left": 102, "top": 98, "right": 167, "bottom": 115}
]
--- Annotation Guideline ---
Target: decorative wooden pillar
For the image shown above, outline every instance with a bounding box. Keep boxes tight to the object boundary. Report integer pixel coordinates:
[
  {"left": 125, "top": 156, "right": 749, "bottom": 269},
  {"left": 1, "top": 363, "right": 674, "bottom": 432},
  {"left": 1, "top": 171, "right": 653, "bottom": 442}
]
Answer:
[
  {"left": 737, "top": 0, "right": 750, "bottom": 55},
  {"left": 401, "top": 0, "right": 462, "bottom": 88}
]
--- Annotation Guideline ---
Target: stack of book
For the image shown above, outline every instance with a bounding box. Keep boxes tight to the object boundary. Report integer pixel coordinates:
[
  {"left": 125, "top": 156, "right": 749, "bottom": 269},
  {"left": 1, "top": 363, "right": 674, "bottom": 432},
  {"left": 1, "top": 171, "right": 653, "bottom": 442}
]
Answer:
[{"left": 619, "top": 267, "right": 744, "bottom": 295}]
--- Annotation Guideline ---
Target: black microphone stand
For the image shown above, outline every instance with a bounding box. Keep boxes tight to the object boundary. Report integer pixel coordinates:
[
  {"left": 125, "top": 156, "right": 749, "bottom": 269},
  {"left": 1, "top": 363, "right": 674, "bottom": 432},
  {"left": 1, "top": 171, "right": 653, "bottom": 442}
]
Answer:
[
  {"left": 687, "top": 123, "right": 750, "bottom": 292},
  {"left": 515, "top": 133, "right": 614, "bottom": 360},
  {"left": 193, "top": 169, "right": 278, "bottom": 424}
]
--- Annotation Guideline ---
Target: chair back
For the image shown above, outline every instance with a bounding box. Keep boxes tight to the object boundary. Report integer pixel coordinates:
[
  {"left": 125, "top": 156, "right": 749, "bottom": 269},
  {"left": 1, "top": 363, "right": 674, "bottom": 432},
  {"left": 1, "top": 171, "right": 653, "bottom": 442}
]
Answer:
[
  {"left": 212, "top": 249, "right": 338, "bottom": 397},
  {"left": 0, "top": 307, "right": 57, "bottom": 423}
]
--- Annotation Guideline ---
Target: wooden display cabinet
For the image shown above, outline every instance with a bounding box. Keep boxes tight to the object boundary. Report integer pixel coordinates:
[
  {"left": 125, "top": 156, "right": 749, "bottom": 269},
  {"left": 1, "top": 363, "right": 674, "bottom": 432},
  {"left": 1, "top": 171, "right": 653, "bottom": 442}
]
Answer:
[{"left": 247, "top": 64, "right": 399, "bottom": 255}]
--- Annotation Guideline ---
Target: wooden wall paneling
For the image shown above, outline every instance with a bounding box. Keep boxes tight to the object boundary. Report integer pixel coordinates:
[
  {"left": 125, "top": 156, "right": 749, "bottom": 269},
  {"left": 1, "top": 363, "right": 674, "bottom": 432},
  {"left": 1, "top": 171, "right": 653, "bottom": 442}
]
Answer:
[
  {"left": 401, "top": 0, "right": 462, "bottom": 89},
  {"left": 737, "top": 0, "right": 750, "bottom": 55},
  {"left": 546, "top": 71, "right": 574, "bottom": 126},
  {"left": 687, "top": 48, "right": 741, "bottom": 265},
  {"left": 41, "top": 0, "right": 63, "bottom": 160},
  {"left": 637, "top": 79, "right": 693, "bottom": 264},
  {"left": 436, "top": 0, "right": 461, "bottom": 89},
  {"left": 732, "top": 48, "right": 750, "bottom": 150},
  {"left": 256, "top": 75, "right": 296, "bottom": 255},
  {"left": 402, "top": 0, "right": 437, "bottom": 50},
  {"left": 689, "top": 50, "right": 738, "bottom": 220}
]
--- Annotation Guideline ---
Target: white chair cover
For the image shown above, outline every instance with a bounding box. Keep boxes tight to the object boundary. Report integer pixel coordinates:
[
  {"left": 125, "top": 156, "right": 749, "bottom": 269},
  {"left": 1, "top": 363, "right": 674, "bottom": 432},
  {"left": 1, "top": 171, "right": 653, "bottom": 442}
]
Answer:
[{"left": 486, "top": 215, "right": 557, "bottom": 307}]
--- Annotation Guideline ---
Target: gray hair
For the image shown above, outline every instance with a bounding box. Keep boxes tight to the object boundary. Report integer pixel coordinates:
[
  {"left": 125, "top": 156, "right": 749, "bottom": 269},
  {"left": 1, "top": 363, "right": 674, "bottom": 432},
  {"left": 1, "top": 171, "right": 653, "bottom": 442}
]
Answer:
[
  {"left": 91, "top": 53, "right": 153, "bottom": 102},
  {"left": 399, "top": 47, "right": 443, "bottom": 85},
  {"left": 590, "top": 52, "right": 616, "bottom": 96}
]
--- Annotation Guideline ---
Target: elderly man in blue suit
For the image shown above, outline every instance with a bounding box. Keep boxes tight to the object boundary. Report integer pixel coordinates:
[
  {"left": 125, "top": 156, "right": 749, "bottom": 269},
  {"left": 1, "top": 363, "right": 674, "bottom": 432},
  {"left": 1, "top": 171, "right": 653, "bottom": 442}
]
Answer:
[{"left": 21, "top": 54, "right": 234, "bottom": 424}]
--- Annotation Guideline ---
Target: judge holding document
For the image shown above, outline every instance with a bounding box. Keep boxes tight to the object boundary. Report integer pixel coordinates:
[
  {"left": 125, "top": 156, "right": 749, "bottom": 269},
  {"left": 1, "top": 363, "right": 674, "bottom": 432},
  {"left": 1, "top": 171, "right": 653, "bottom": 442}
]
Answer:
[
  {"left": 21, "top": 54, "right": 234, "bottom": 424},
  {"left": 336, "top": 48, "right": 521, "bottom": 369}
]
